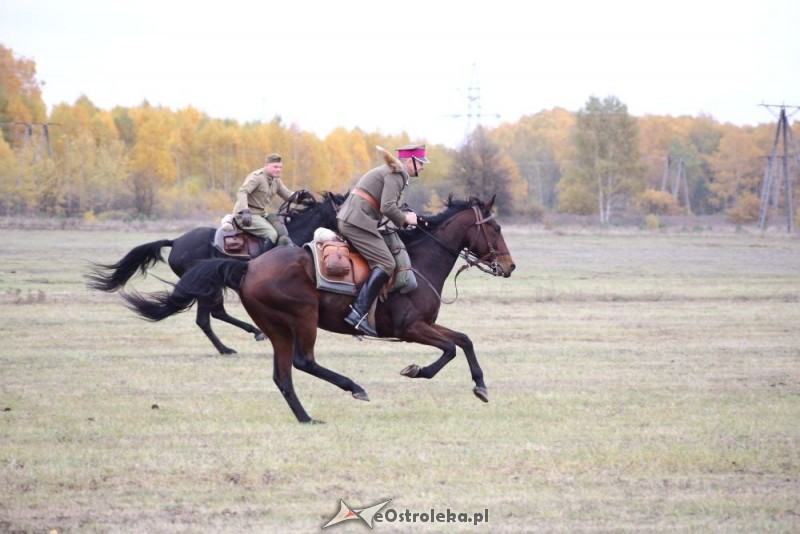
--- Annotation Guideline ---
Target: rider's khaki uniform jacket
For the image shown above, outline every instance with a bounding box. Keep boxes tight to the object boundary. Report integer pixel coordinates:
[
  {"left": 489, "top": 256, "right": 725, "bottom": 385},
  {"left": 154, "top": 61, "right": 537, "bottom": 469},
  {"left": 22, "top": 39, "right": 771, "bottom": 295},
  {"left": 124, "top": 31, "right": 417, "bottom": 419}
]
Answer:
[
  {"left": 233, "top": 168, "right": 294, "bottom": 216},
  {"left": 336, "top": 164, "right": 409, "bottom": 230}
]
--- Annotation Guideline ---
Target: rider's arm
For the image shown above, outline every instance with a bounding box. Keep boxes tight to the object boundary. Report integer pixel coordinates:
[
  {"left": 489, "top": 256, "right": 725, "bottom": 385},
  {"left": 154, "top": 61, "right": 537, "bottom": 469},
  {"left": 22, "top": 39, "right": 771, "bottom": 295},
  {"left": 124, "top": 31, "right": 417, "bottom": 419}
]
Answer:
[
  {"left": 276, "top": 178, "right": 295, "bottom": 203},
  {"left": 233, "top": 173, "right": 260, "bottom": 214},
  {"left": 379, "top": 174, "right": 412, "bottom": 227}
]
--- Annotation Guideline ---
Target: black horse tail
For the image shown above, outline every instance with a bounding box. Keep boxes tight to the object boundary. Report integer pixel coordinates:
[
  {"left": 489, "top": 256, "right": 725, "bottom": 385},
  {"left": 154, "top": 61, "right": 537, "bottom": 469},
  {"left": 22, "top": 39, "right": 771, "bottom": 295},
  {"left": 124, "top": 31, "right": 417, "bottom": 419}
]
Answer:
[
  {"left": 85, "top": 239, "right": 174, "bottom": 292},
  {"left": 120, "top": 258, "right": 248, "bottom": 322}
]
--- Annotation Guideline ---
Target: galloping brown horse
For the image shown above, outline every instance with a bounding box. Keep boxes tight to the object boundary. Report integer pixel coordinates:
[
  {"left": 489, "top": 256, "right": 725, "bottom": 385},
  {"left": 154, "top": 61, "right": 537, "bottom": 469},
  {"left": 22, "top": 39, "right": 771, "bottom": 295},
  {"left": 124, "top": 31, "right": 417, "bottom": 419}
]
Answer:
[{"left": 122, "top": 196, "right": 515, "bottom": 423}]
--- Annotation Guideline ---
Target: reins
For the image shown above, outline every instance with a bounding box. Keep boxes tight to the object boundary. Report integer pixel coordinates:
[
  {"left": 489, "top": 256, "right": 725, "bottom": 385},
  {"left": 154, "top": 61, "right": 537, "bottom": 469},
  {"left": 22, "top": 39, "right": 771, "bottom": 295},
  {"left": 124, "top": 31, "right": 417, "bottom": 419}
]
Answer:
[{"left": 278, "top": 190, "right": 317, "bottom": 217}]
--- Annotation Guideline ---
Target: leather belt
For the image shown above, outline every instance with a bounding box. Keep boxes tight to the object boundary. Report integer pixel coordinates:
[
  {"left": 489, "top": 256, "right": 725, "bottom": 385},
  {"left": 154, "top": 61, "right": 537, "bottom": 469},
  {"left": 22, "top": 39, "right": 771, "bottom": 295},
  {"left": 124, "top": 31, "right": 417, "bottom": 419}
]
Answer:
[{"left": 352, "top": 188, "right": 380, "bottom": 212}]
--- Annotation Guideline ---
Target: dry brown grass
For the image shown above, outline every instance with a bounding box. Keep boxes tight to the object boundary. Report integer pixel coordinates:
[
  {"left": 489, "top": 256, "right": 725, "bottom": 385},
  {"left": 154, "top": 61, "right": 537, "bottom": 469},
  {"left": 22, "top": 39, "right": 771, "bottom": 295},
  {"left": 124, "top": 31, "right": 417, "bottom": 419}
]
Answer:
[{"left": 1, "top": 226, "right": 799, "bottom": 532}]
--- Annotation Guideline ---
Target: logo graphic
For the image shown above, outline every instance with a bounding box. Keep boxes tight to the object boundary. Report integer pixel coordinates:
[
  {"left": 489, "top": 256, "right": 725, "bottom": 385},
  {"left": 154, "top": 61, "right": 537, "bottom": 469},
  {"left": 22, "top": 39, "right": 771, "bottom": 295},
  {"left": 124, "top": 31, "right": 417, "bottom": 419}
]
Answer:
[{"left": 322, "top": 498, "right": 392, "bottom": 529}]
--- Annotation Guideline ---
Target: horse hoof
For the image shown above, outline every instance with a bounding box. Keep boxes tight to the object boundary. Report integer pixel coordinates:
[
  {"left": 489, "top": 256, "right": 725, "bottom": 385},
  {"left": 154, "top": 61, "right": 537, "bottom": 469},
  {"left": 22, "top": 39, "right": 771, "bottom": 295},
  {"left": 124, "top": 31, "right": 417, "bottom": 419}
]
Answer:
[
  {"left": 255, "top": 333, "right": 267, "bottom": 341},
  {"left": 220, "top": 348, "right": 237, "bottom": 355},
  {"left": 400, "top": 364, "right": 420, "bottom": 378},
  {"left": 301, "top": 419, "right": 326, "bottom": 425},
  {"left": 352, "top": 391, "right": 370, "bottom": 402},
  {"left": 473, "top": 386, "right": 489, "bottom": 403}
]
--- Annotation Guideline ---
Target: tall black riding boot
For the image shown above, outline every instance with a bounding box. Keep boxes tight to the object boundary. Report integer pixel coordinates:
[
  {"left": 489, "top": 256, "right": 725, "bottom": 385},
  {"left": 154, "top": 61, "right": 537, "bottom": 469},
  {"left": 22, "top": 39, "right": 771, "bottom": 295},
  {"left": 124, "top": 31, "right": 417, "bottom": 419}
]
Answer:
[{"left": 344, "top": 267, "right": 390, "bottom": 337}]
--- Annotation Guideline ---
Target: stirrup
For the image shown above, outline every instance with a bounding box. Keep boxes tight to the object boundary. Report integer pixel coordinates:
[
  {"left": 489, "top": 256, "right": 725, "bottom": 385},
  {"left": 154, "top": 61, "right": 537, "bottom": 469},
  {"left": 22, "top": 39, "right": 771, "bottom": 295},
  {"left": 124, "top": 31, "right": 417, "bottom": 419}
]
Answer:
[{"left": 345, "top": 306, "right": 377, "bottom": 336}]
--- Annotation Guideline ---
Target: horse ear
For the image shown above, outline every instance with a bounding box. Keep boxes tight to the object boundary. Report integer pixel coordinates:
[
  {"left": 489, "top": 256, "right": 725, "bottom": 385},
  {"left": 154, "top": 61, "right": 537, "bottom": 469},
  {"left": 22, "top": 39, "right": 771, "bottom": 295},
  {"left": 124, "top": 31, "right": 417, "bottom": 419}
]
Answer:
[{"left": 485, "top": 195, "right": 496, "bottom": 212}]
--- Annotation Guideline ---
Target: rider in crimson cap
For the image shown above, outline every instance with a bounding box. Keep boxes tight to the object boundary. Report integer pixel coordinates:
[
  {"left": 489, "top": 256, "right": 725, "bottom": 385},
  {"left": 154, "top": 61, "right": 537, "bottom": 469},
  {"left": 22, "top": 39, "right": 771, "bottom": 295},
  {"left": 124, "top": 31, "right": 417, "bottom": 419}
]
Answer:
[
  {"left": 397, "top": 144, "right": 429, "bottom": 179},
  {"left": 335, "top": 143, "right": 430, "bottom": 336}
]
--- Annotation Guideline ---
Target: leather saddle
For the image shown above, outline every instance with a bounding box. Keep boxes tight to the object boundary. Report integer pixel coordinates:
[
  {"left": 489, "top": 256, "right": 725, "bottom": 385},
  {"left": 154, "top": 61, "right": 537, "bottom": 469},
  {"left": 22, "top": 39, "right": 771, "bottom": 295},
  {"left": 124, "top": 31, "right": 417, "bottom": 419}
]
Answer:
[
  {"left": 306, "top": 239, "right": 370, "bottom": 295},
  {"left": 213, "top": 215, "right": 267, "bottom": 258}
]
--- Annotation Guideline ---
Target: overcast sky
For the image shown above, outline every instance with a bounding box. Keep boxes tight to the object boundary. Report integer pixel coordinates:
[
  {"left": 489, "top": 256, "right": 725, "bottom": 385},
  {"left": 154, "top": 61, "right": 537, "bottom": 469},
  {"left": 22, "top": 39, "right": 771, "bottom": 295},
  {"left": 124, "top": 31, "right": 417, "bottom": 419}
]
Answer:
[{"left": 2, "top": 0, "right": 799, "bottom": 147}]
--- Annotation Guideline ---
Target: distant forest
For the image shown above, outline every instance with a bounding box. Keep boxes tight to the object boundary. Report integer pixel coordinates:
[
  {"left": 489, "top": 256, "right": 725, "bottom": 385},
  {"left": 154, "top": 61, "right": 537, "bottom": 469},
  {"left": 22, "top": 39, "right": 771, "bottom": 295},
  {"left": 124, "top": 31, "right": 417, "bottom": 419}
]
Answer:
[{"left": 2, "top": 44, "right": 797, "bottom": 226}]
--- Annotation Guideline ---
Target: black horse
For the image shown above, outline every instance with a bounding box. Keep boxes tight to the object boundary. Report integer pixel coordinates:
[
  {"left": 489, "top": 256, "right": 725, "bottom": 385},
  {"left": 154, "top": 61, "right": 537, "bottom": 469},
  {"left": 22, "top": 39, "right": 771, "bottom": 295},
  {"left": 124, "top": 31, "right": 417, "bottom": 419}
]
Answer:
[
  {"left": 121, "top": 196, "right": 516, "bottom": 423},
  {"left": 86, "top": 192, "right": 345, "bottom": 354}
]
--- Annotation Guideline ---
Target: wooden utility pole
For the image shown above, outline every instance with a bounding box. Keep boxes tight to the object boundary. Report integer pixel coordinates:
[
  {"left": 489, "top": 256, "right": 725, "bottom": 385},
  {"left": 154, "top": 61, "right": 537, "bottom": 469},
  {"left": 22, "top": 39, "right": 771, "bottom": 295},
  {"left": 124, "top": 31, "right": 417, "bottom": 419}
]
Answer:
[{"left": 758, "top": 104, "right": 800, "bottom": 232}]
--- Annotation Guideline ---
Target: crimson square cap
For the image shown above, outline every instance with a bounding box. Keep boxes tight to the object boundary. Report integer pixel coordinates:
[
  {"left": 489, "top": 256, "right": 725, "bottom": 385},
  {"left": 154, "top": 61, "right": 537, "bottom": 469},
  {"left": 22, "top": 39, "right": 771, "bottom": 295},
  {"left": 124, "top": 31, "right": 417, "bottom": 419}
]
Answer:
[{"left": 397, "top": 144, "right": 429, "bottom": 164}]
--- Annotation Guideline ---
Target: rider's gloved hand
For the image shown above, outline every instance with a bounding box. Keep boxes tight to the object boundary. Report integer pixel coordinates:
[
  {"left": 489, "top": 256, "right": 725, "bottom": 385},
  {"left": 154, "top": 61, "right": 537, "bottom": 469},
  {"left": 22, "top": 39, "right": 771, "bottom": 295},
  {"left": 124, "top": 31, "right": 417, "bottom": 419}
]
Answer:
[
  {"left": 404, "top": 212, "right": 418, "bottom": 228},
  {"left": 241, "top": 209, "right": 252, "bottom": 227}
]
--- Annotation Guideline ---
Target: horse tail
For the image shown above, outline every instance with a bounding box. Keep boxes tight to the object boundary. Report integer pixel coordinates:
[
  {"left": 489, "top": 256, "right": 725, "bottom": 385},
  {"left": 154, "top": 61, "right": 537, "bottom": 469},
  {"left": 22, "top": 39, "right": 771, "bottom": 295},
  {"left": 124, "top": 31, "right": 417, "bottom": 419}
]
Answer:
[
  {"left": 120, "top": 258, "right": 248, "bottom": 322},
  {"left": 85, "top": 239, "right": 174, "bottom": 292}
]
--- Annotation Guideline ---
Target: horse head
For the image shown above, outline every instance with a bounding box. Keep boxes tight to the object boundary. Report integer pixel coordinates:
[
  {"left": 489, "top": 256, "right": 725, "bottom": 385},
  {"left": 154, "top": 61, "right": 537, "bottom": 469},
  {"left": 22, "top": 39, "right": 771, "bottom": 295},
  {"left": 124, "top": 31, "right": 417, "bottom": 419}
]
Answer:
[
  {"left": 283, "top": 191, "right": 346, "bottom": 244},
  {"left": 410, "top": 195, "right": 515, "bottom": 278},
  {"left": 458, "top": 195, "right": 515, "bottom": 278}
]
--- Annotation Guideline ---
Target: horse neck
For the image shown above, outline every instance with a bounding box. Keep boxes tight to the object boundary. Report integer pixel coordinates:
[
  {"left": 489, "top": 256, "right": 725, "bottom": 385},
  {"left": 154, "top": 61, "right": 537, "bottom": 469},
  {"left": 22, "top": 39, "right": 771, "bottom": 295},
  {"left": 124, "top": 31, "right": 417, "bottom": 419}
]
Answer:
[
  {"left": 286, "top": 203, "right": 338, "bottom": 243},
  {"left": 408, "top": 210, "right": 472, "bottom": 290}
]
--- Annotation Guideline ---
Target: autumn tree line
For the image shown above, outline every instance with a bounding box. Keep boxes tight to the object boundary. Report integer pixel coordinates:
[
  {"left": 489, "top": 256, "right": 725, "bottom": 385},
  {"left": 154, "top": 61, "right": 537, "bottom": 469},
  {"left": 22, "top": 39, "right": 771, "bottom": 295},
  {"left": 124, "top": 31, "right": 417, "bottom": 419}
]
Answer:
[{"left": 2, "top": 44, "right": 796, "bottom": 225}]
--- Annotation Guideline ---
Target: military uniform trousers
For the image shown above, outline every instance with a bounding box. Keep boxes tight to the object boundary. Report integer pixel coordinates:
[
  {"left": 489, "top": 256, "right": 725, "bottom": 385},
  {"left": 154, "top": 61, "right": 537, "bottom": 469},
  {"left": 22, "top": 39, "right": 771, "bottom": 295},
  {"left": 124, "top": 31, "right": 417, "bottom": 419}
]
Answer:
[
  {"left": 337, "top": 220, "right": 396, "bottom": 276},
  {"left": 235, "top": 213, "right": 279, "bottom": 244}
]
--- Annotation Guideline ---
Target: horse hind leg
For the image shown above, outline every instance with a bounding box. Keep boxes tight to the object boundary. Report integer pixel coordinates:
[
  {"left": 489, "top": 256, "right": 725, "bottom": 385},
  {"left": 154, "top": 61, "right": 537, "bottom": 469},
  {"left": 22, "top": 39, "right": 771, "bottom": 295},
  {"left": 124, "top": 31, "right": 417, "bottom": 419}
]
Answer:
[
  {"left": 195, "top": 301, "right": 237, "bottom": 355},
  {"left": 207, "top": 299, "right": 266, "bottom": 341},
  {"left": 195, "top": 288, "right": 265, "bottom": 354},
  {"left": 291, "top": 331, "right": 369, "bottom": 402}
]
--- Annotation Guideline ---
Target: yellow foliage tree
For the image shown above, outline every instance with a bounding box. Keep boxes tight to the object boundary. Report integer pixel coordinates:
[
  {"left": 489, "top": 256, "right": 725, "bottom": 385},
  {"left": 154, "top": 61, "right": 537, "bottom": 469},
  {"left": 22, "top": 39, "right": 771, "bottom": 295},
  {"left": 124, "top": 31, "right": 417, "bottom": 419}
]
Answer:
[
  {"left": 492, "top": 107, "right": 574, "bottom": 209},
  {"left": 0, "top": 44, "right": 47, "bottom": 142},
  {"left": 708, "top": 124, "right": 771, "bottom": 210},
  {"left": 293, "top": 129, "right": 333, "bottom": 192},
  {"left": 170, "top": 106, "right": 203, "bottom": 184},
  {"left": 725, "top": 192, "right": 761, "bottom": 224},
  {"left": 47, "top": 97, "right": 127, "bottom": 215},
  {"left": 127, "top": 104, "right": 176, "bottom": 215},
  {"left": 634, "top": 188, "right": 681, "bottom": 215},
  {"left": 560, "top": 96, "right": 644, "bottom": 222},
  {"left": 325, "top": 128, "right": 358, "bottom": 189}
]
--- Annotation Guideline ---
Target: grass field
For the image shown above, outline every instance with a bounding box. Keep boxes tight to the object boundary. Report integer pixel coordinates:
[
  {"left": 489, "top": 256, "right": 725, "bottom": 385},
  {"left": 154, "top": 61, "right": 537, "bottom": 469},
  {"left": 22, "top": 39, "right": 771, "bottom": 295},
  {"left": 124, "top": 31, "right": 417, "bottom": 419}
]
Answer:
[{"left": 1, "top": 224, "right": 799, "bottom": 532}]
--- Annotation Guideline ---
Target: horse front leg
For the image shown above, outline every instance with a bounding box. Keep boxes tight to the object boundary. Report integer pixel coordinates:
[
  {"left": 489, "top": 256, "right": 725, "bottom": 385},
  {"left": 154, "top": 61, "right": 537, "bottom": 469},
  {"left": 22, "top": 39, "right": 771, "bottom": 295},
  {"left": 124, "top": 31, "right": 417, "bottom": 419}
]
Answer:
[
  {"left": 398, "top": 322, "right": 488, "bottom": 403},
  {"left": 431, "top": 323, "right": 487, "bottom": 402}
]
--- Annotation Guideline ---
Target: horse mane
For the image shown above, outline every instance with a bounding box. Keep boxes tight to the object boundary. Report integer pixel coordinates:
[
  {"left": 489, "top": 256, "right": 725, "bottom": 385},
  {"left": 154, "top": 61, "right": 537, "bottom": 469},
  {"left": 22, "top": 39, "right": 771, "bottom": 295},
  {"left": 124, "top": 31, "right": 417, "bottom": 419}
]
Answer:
[
  {"left": 285, "top": 191, "right": 346, "bottom": 217},
  {"left": 399, "top": 195, "right": 486, "bottom": 247},
  {"left": 286, "top": 191, "right": 487, "bottom": 247},
  {"left": 319, "top": 191, "right": 348, "bottom": 208}
]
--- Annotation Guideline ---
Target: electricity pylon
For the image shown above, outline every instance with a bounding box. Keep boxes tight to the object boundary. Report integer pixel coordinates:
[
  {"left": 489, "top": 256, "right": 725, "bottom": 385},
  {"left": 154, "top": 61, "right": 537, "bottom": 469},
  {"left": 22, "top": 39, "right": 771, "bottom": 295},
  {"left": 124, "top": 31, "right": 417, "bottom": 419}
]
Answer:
[{"left": 757, "top": 104, "right": 800, "bottom": 232}]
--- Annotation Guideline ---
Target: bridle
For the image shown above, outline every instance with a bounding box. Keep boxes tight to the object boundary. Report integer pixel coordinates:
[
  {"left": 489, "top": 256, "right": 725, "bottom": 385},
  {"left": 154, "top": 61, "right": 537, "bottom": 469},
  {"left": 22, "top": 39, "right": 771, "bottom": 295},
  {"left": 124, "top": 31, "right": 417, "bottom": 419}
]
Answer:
[
  {"left": 410, "top": 204, "right": 509, "bottom": 304},
  {"left": 278, "top": 190, "right": 317, "bottom": 216},
  {"left": 418, "top": 205, "right": 509, "bottom": 276},
  {"left": 461, "top": 205, "right": 511, "bottom": 276}
]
